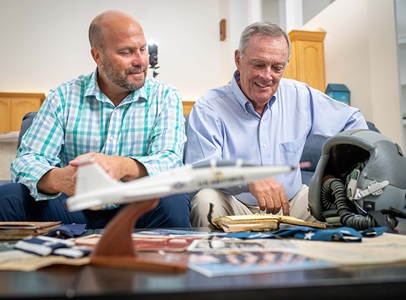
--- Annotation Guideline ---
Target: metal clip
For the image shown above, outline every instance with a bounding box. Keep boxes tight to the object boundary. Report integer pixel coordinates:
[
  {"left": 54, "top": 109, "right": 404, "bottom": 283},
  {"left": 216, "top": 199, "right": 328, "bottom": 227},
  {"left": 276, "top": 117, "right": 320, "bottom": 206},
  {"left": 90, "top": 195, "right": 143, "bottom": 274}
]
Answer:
[
  {"left": 355, "top": 180, "right": 389, "bottom": 199},
  {"left": 346, "top": 169, "right": 360, "bottom": 201}
]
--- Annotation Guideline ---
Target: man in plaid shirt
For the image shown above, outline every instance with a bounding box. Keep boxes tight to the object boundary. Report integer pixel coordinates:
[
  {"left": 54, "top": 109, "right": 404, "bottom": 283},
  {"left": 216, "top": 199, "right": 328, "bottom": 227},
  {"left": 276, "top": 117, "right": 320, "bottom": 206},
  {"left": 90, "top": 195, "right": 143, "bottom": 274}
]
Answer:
[{"left": 0, "top": 10, "right": 190, "bottom": 229}]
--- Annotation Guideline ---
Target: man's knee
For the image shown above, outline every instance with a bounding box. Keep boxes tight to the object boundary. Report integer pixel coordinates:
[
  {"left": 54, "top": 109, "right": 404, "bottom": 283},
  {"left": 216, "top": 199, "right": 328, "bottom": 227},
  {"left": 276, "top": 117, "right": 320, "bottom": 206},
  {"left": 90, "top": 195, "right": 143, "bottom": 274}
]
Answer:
[
  {"left": 191, "top": 188, "right": 223, "bottom": 208},
  {"left": 136, "top": 193, "right": 191, "bottom": 228},
  {"left": 0, "top": 183, "right": 30, "bottom": 198},
  {"left": 162, "top": 193, "right": 191, "bottom": 227},
  {"left": 190, "top": 188, "right": 225, "bottom": 227},
  {"left": 0, "top": 183, "right": 31, "bottom": 221}
]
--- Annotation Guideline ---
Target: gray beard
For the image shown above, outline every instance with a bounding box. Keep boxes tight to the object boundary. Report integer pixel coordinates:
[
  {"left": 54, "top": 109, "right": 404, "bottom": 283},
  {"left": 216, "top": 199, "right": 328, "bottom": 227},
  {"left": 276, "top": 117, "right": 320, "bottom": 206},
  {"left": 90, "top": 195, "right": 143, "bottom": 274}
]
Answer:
[{"left": 102, "top": 61, "right": 145, "bottom": 91}]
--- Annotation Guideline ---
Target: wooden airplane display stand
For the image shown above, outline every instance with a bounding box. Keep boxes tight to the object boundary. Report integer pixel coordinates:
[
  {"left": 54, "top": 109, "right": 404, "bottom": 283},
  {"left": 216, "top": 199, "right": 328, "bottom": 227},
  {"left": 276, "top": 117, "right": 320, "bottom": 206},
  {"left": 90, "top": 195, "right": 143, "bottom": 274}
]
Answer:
[{"left": 89, "top": 199, "right": 188, "bottom": 272}]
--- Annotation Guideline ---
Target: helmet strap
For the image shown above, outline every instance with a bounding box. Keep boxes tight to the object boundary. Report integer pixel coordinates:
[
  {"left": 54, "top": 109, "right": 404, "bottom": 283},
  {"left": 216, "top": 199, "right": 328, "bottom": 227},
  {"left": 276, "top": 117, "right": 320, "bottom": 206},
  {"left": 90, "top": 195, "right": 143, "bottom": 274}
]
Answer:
[{"left": 367, "top": 210, "right": 398, "bottom": 234}]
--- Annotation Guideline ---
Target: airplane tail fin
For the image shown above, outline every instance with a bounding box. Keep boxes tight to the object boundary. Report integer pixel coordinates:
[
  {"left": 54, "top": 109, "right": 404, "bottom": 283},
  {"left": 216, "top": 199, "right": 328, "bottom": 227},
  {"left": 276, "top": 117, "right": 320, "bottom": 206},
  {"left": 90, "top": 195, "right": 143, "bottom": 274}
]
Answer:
[{"left": 74, "top": 158, "right": 119, "bottom": 195}]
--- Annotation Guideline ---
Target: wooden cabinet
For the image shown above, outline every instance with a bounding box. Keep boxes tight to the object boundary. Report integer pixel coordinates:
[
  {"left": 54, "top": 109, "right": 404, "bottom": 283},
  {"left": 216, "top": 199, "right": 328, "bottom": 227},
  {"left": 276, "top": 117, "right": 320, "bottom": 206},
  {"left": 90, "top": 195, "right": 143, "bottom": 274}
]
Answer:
[
  {"left": 182, "top": 100, "right": 195, "bottom": 115},
  {"left": 0, "top": 93, "right": 45, "bottom": 134},
  {"left": 283, "top": 30, "right": 327, "bottom": 92}
]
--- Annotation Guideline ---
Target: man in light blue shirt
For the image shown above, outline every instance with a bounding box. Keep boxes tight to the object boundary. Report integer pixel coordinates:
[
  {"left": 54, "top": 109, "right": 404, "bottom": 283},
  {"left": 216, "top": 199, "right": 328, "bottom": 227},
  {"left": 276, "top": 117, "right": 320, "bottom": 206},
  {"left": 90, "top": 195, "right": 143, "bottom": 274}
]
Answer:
[
  {"left": 185, "top": 22, "right": 368, "bottom": 227},
  {"left": 0, "top": 10, "right": 190, "bottom": 228}
]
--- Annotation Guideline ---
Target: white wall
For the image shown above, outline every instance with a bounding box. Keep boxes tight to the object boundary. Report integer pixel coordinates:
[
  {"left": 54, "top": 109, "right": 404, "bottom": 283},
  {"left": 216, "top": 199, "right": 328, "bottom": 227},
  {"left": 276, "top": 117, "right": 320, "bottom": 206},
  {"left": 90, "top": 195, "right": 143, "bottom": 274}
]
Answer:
[
  {"left": 302, "top": 0, "right": 334, "bottom": 23},
  {"left": 301, "top": 0, "right": 403, "bottom": 147},
  {"left": 262, "top": 0, "right": 332, "bottom": 32},
  {"left": 400, "top": 44, "right": 406, "bottom": 85},
  {"left": 0, "top": 0, "right": 228, "bottom": 100},
  {"left": 1, "top": 0, "right": 404, "bottom": 147},
  {"left": 0, "top": 0, "right": 339, "bottom": 102}
]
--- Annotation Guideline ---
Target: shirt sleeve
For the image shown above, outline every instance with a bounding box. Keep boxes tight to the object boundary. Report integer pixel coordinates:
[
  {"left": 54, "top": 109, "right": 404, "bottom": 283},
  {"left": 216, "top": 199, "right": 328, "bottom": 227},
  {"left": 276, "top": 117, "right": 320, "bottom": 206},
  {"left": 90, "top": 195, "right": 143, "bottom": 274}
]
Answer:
[
  {"left": 184, "top": 101, "right": 223, "bottom": 164},
  {"left": 307, "top": 88, "right": 368, "bottom": 136},
  {"left": 185, "top": 101, "right": 249, "bottom": 195},
  {"left": 11, "top": 90, "right": 65, "bottom": 200},
  {"left": 134, "top": 88, "right": 186, "bottom": 176}
]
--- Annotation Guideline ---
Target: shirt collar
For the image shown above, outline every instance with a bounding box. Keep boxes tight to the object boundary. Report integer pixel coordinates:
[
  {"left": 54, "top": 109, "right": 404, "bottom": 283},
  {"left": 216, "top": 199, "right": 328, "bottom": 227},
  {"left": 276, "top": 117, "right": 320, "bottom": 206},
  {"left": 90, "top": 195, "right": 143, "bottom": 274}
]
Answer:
[
  {"left": 231, "top": 70, "right": 250, "bottom": 113},
  {"left": 84, "top": 68, "right": 148, "bottom": 106},
  {"left": 83, "top": 69, "right": 101, "bottom": 99}
]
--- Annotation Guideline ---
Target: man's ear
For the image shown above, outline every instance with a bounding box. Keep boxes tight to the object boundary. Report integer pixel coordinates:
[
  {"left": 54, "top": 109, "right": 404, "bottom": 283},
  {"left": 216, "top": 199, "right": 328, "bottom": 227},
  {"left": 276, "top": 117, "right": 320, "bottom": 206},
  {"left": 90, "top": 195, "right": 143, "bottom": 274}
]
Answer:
[
  {"left": 91, "top": 47, "right": 102, "bottom": 66},
  {"left": 234, "top": 49, "right": 240, "bottom": 68}
]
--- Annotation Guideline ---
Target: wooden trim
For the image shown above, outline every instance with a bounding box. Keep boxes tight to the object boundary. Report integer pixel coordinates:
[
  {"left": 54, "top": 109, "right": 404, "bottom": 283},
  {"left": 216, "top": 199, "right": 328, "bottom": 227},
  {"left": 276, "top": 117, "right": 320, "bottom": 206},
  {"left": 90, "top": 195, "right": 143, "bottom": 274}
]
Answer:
[
  {"left": 0, "top": 92, "right": 46, "bottom": 103},
  {"left": 182, "top": 100, "right": 195, "bottom": 115},
  {"left": 288, "top": 30, "right": 326, "bottom": 42},
  {"left": 0, "top": 93, "right": 194, "bottom": 115}
]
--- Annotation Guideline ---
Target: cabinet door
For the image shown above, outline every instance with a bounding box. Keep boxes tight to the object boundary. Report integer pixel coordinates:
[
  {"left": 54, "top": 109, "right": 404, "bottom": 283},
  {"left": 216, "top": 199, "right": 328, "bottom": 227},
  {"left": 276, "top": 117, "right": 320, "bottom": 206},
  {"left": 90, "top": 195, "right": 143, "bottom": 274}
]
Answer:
[
  {"left": 283, "top": 30, "right": 326, "bottom": 92},
  {"left": 296, "top": 40, "right": 326, "bottom": 92},
  {"left": 0, "top": 98, "right": 11, "bottom": 134},
  {"left": 9, "top": 98, "right": 42, "bottom": 132},
  {"left": 284, "top": 43, "right": 297, "bottom": 79}
]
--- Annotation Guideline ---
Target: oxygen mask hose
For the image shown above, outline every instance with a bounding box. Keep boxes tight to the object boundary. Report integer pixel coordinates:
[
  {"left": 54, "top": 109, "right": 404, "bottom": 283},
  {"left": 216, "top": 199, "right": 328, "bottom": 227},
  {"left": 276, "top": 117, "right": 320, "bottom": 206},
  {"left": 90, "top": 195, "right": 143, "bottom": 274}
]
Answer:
[{"left": 320, "top": 177, "right": 394, "bottom": 230}]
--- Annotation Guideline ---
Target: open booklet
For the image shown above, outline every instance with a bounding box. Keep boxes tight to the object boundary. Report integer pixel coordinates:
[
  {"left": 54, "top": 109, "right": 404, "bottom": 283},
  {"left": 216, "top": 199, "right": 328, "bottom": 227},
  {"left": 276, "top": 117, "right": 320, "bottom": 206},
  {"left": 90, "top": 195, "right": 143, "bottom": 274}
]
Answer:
[
  {"left": 0, "top": 221, "right": 62, "bottom": 240},
  {"left": 211, "top": 214, "right": 326, "bottom": 233}
]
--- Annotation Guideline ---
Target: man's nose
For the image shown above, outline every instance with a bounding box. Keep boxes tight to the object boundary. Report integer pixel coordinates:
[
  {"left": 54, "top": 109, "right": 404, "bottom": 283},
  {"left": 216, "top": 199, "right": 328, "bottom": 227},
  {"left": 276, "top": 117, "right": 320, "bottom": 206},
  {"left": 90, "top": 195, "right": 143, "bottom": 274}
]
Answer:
[
  {"left": 261, "top": 67, "right": 274, "bottom": 80},
  {"left": 131, "top": 52, "right": 147, "bottom": 66}
]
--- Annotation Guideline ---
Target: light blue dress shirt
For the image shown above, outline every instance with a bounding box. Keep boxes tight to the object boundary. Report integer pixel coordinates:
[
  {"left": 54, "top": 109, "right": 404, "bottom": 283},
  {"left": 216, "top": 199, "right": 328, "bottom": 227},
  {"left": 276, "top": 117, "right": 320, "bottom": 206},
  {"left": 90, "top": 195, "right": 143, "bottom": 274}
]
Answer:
[{"left": 185, "top": 71, "right": 368, "bottom": 205}]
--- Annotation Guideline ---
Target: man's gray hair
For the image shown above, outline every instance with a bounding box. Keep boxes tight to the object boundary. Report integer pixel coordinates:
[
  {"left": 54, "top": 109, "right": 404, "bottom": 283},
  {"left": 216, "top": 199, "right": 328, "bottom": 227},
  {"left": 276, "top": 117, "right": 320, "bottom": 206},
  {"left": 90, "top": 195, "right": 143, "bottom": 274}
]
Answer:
[{"left": 238, "top": 21, "right": 291, "bottom": 62}]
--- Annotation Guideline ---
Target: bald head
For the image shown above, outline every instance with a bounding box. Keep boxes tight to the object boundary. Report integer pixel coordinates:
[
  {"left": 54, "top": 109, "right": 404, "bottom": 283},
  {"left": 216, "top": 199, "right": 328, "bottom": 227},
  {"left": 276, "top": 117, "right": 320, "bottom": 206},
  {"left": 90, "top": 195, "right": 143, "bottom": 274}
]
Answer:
[
  {"left": 89, "top": 10, "right": 143, "bottom": 49},
  {"left": 88, "top": 10, "right": 149, "bottom": 103}
]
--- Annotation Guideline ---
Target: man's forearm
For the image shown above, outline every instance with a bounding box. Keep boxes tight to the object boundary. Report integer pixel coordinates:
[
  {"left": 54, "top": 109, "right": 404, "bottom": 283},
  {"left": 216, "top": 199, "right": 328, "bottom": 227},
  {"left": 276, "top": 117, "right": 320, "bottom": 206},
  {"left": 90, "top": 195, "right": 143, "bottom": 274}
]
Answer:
[
  {"left": 37, "top": 167, "right": 73, "bottom": 195},
  {"left": 120, "top": 157, "right": 148, "bottom": 181}
]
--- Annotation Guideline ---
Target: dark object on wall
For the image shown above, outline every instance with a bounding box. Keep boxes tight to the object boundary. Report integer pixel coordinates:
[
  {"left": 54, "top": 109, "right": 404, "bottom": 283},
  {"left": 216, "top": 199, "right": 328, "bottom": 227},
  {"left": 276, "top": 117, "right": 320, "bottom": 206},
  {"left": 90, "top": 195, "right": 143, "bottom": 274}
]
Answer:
[
  {"left": 326, "top": 83, "right": 350, "bottom": 105},
  {"left": 148, "top": 42, "right": 159, "bottom": 78},
  {"left": 220, "top": 19, "right": 226, "bottom": 41}
]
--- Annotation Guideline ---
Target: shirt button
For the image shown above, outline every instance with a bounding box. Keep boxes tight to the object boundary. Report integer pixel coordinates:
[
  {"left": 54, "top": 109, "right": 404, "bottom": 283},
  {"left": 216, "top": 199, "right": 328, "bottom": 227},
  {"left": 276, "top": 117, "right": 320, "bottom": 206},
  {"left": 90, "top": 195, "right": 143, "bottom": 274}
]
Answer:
[
  {"left": 109, "top": 136, "right": 114, "bottom": 141},
  {"left": 262, "top": 144, "right": 267, "bottom": 148}
]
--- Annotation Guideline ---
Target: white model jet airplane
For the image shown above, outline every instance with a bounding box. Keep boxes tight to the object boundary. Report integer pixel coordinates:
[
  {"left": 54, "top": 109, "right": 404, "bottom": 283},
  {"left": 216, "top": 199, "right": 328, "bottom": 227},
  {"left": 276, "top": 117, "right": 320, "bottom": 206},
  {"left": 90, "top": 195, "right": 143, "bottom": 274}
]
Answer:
[{"left": 66, "top": 159, "right": 296, "bottom": 211}]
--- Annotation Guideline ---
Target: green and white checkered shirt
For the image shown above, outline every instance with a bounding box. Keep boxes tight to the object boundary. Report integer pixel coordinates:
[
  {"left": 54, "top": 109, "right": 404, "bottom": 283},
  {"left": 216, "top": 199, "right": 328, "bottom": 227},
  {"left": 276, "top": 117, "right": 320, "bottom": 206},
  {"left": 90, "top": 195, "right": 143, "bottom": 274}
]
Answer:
[{"left": 11, "top": 70, "right": 186, "bottom": 200}]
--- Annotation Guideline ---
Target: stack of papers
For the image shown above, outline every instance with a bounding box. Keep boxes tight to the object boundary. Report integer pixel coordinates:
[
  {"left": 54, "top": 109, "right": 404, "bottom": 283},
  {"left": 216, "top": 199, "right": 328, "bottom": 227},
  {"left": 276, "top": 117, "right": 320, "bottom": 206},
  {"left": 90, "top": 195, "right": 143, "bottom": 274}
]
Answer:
[{"left": 0, "top": 221, "right": 62, "bottom": 240}]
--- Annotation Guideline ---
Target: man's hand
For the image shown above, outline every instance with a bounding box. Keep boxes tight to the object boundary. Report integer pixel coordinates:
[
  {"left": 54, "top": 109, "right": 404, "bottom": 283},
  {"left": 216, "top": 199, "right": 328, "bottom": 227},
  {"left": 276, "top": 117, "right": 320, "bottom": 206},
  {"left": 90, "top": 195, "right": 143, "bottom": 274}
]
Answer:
[
  {"left": 247, "top": 178, "right": 290, "bottom": 216},
  {"left": 37, "top": 165, "right": 77, "bottom": 196},
  {"left": 69, "top": 152, "right": 148, "bottom": 182},
  {"left": 38, "top": 152, "right": 148, "bottom": 198}
]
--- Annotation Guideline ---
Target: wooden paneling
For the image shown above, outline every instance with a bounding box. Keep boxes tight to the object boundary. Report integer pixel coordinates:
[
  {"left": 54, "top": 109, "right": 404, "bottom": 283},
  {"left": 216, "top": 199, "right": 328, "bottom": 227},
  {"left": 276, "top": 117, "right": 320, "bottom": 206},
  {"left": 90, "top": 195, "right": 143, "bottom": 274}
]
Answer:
[
  {"left": 0, "top": 98, "right": 11, "bottom": 135},
  {"left": 182, "top": 100, "right": 195, "bottom": 115},
  {"left": 0, "top": 93, "right": 193, "bottom": 135},
  {"left": 0, "top": 93, "right": 45, "bottom": 134}
]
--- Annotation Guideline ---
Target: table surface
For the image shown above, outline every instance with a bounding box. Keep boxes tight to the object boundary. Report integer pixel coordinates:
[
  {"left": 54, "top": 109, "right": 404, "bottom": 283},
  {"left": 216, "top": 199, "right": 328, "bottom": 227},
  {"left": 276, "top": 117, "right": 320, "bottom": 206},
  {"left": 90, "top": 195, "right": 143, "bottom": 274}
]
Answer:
[{"left": 1, "top": 223, "right": 406, "bottom": 300}]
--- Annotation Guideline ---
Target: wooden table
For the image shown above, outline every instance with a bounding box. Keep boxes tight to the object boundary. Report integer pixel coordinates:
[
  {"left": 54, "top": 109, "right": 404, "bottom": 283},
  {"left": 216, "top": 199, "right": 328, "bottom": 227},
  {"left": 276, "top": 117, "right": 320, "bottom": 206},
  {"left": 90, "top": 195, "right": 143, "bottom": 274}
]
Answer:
[
  {"left": 0, "top": 257, "right": 405, "bottom": 300},
  {"left": 1, "top": 223, "right": 406, "bottom": 300}
]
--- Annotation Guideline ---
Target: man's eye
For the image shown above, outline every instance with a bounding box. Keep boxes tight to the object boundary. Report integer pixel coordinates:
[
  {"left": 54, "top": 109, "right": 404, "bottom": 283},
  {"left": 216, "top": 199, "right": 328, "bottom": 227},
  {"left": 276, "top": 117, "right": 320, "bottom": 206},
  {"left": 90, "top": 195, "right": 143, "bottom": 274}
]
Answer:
[
  {"left": 253, "top": 64, "right": 265, "bottom": 69},
  {"left": 272, "top": 65, "right": 285, "bottom": 74},
  {"left": 120, "top": 50, "right": 132, "bottom": 55}
]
